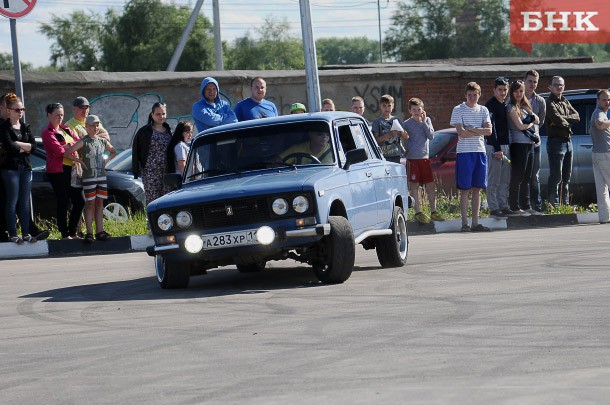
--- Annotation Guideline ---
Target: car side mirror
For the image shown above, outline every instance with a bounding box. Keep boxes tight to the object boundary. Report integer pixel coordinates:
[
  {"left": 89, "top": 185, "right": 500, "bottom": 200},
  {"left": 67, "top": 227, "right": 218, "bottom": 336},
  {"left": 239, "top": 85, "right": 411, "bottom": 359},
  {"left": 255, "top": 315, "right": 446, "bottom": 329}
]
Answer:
[
  {"left": 164, "top": 173, "right": 182, "bottom": 190},
  {"left": 343, "top": 148, "right": 368, "bottom": 170},
  {"left": 441, "top": 151, "right": 457, "bottom": 163}
]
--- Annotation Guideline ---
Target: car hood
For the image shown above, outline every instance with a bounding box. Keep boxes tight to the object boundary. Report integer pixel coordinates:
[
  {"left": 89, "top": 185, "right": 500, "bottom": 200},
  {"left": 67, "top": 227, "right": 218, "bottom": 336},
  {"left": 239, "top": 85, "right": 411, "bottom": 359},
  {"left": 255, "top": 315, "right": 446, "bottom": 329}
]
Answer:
[{"left": 148, "top": 166, "right": 339, "bottom": 211}]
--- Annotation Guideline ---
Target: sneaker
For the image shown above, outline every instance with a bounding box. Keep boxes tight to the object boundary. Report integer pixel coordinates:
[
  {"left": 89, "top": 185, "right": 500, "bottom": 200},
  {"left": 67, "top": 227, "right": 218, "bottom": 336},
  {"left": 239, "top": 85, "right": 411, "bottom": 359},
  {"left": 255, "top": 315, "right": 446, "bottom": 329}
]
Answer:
[
  {"left": 461, "top": 223, "right": 471, "bottom": 232},
  {"left": 500, "top": 208, "right": 521, "bottom": 217},
  {"left": 22, "top": 234, "right": 37, "bottom": 243},
  {"left": 414, "top": 212, "right": 430, "bottom": 224},
  {"left": 472, "top": 223, "right": 492, "bottom": 232},
  {"left": 489, "top": 209, "right": 508, "bottom": 219},
  {"left": 526, "top": 208, "right": 543, "bottom": 216},
  {"left": 34, "top": 229, "right": 50, "bottom": 240},
  {"left": 430, "top": 211, "right": 445, "bottom": 221},
  {"left": 512, "top": 209, "right": 531, "bottom": 217}
]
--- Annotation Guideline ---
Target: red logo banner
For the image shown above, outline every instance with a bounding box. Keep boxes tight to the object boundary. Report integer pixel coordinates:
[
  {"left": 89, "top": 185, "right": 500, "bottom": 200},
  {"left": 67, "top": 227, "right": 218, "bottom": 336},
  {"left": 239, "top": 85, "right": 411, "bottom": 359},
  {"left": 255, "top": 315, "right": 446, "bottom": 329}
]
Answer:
[{"left": 510, "top": 0, "right": 610, "bottom": 53}]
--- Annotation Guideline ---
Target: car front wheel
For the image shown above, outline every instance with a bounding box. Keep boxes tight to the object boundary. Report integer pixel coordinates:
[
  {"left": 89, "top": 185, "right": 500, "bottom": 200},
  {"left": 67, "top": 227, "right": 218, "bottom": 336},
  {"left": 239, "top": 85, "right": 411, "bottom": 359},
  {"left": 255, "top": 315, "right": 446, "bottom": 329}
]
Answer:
[
  {"left": 313, "top": 216, "right": 355, "bottom": 284},
  {"left": 376, "top": 206, "right": 408, "bottom": 268},
  {"left": 156, "top": 256, "right": 190, "bottom": 289}
]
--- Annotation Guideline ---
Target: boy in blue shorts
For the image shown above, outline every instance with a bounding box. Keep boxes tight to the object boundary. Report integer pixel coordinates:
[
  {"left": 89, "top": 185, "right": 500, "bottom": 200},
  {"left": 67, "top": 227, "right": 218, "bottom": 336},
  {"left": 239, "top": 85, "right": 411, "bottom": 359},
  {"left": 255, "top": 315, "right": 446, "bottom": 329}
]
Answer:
[
  {"left": 450, "top": 82, "right": 492, "bottom": 232},
  {"left": 64, "top": 115, "right": 117, "bottom": 243}
]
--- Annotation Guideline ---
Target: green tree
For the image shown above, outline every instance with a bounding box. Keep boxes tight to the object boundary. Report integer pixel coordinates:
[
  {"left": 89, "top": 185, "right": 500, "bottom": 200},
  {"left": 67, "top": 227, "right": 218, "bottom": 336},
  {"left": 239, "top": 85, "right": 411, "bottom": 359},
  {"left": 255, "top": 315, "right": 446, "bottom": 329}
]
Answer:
[
  {"left": 226, "top": 16, "right": 304, "bottom": 70},
  {"left": 0, "top": 52, "right": 32, "bottom": 71},
  {"left": 384, "top": 0, "right": 522, "bottom": 61},
  {"left": 38, "top": 10, "right": 102, "bottom": 71},
  {"left": 316, "top": 37, "right": 380, "bottom": 65},
  {"left": 100, "top": 0, "right": 214, "bottom": 71}
]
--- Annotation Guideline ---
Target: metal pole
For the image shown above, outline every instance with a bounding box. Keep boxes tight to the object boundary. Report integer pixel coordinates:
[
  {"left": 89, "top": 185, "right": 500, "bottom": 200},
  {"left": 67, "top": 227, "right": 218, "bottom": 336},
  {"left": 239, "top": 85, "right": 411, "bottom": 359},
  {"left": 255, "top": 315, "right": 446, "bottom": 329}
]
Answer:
[
  {"left": 213, "top": 0, "right": 223, "bottom": 70},
  {"left": 299, "top": 0, "right": 321, "bottom": 112},
  {"left": 377, "top": 0, "right": 383, "bottom": 63},
  {"left": 10, "top": 18, "right": 25, "bottom": 108},
  {"left": 167, "top": 0, "right": 205, "bottom": 72}
]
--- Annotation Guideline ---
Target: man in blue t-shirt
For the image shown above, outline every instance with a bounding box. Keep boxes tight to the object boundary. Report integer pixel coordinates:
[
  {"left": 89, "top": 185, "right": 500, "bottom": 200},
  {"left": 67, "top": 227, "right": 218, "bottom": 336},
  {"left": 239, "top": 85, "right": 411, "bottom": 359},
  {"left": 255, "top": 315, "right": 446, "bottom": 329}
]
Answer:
[{"left": 234, "top": 77, "right": 278, "bottom": 121}]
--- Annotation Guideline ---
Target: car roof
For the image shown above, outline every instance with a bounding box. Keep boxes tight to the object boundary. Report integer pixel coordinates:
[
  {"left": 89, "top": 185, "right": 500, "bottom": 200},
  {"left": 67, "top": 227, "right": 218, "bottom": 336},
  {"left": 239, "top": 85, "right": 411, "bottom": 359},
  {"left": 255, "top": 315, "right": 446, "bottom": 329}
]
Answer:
[
  {"left": 194, "top": 111, "right": 364, "bottom": 139},
  {"left": 539, "top": 88, "right": 609, "bottom": 100}
]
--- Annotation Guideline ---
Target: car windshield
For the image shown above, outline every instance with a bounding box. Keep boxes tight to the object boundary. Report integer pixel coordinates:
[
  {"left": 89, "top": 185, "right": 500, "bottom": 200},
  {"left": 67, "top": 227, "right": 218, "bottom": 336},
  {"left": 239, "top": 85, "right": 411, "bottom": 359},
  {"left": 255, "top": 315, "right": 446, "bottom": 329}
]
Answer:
[
  {"left": 105, "top": 149, "right": 132, "bottom": 172},
  {"left": 429, "top": 131, "right": 457, "bottom": 157},
  {"left": 184, "top": 121, "right": 335, "bottom": 183}
]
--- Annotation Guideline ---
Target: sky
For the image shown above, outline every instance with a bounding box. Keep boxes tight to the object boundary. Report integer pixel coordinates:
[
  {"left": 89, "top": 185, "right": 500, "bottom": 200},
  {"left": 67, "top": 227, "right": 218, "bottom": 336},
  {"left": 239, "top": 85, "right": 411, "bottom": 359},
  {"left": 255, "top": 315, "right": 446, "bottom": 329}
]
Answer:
[{"left": 0, "top": 0, "right": 401, "bottom": 68}]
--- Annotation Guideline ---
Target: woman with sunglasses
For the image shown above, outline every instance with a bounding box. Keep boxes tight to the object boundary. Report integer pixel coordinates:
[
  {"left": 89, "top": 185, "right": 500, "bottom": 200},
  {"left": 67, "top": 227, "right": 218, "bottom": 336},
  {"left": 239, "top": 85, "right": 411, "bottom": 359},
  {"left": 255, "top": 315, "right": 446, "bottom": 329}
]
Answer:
[
  {"left": 507, "top": 80, "right": 540, "bottom": 216},
  {"left": 41, "top": 102, "right": 86, "bottom": 239},
  {"left": 0, "top": 93, "right": 37, "bottom": 244},
  {"left": 132, "top": 102, "right": 173, "bottom": 204}
]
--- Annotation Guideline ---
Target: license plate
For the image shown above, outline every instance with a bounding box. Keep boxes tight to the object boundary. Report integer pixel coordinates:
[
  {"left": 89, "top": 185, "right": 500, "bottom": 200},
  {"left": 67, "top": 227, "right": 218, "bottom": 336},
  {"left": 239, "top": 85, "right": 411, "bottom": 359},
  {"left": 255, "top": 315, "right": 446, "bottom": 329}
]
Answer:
[{"left": 202, "top": 229, "right": 258, "bottom": 250}]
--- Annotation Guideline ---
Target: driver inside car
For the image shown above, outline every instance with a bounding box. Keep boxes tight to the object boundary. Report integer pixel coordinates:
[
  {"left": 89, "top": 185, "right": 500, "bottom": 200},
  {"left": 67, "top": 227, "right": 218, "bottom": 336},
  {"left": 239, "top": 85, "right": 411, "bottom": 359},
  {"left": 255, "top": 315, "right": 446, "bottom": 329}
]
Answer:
[{"left": 278, "top": 130, "right": 333, "bottom": 164}]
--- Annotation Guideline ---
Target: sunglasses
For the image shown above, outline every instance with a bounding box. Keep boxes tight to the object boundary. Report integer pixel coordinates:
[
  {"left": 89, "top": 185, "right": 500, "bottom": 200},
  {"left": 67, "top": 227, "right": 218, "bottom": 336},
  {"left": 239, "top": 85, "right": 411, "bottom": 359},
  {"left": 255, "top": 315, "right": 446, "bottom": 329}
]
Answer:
[
  {"left": 10, "top": 107, "right": 26, "bottom": 113},
  {"left": 511, "top": 80, "right": 524, "bottom": 86},
  {"left": 494, "top": 77, "right": 509, "bottom": 85}
]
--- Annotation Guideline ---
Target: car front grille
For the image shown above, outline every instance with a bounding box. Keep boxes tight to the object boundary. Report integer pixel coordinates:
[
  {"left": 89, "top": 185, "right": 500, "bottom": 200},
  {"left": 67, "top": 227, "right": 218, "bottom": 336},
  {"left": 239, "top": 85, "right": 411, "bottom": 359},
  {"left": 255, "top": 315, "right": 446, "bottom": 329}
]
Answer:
[{"left": 191, "top": 197, "right": 270, "bottom": 229}]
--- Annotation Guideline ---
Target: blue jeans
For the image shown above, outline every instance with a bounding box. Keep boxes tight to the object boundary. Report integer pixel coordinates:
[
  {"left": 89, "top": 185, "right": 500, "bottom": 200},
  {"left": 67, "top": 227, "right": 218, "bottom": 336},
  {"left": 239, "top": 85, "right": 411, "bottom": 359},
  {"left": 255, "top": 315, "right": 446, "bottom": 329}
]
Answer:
[
  {"left": 529, "top": 144, "right": 541, "bottom": 211},
  {"left": 1, "top": 166, "right": 32, "bottom": 237},
  {"left": 546, "top": 138, "right": 573, "bottom": 206}
]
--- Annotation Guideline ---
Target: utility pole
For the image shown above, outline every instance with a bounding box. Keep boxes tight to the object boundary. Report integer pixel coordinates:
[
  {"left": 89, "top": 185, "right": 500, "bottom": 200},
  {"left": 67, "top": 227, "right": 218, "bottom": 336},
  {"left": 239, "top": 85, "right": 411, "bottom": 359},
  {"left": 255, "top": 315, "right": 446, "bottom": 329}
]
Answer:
[
  {"left": 377, "top": 0, "right": 383, "bottom": 63},
  {"left": 213, "top": 0, "right": 223, "bottom": 70},
  {"left": 167, "top": 0, "right": 205, "bottom": 72},
  {"left": 299, "top": 0, "right": 321, "bottom": 112}
]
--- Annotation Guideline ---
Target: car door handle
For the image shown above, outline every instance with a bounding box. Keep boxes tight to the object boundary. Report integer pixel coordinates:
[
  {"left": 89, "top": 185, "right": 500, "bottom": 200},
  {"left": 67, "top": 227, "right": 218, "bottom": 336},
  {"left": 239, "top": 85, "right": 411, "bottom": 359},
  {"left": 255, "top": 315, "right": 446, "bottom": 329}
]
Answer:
[
  {"left": 366, "top": 171, "right": 372, "bottom": 177},
  {"left": 580, "top": 144, "right": 593, "bottom": 148},
  {"left": 385, "top": 168, "right": 391, "bottom": 174}
]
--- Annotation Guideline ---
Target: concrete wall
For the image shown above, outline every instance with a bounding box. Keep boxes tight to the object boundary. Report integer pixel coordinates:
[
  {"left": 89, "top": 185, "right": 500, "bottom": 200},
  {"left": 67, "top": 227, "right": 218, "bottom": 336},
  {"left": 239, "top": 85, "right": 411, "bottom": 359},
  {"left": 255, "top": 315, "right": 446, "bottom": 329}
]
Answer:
[{"left": 2, "top": 62, "right": 610, "bottom": 150}]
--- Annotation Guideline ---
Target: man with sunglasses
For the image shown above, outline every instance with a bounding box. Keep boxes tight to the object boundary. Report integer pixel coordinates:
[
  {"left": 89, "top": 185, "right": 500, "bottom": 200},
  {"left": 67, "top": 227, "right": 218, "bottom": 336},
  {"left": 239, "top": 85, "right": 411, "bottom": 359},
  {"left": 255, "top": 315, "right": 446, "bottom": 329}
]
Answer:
[
  {"left": 66, "top": 96, "right": 110, "bottom": 141},
  {"left": 545, "top": 76, "right": 580, "bottom": 207}
]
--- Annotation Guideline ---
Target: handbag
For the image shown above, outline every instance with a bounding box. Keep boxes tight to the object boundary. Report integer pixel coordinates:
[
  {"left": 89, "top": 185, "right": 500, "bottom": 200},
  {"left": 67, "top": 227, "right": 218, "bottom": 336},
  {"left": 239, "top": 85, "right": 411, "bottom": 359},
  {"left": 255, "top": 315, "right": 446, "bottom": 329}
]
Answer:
[{"left": 71, "top": 161, "right": 83, "bottom": 188}]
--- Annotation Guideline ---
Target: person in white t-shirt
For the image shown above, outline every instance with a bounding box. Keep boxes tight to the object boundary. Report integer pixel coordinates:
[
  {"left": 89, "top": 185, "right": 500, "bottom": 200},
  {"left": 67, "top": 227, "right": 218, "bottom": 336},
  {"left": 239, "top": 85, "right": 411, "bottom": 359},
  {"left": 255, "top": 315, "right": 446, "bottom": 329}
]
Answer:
[
  {"left": 450, "top": 82, "right": 492, "bottom": 232},
  {"left": 168, "top": 122, "right": 194, "bottom": 175}
]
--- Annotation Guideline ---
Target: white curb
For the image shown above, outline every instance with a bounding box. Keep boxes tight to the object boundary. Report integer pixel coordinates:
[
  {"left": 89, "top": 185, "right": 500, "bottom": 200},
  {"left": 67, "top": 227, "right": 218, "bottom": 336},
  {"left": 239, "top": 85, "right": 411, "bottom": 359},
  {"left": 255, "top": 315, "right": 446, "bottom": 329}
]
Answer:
[
  {"left": 130, "top": 235, "right": 154, "bottom": 251},
  {"left": 0, "top": 241, "right": 49, "bottom": 259},
  {"left": 576, "top": 212, "right": 601, "bottom": 224}
]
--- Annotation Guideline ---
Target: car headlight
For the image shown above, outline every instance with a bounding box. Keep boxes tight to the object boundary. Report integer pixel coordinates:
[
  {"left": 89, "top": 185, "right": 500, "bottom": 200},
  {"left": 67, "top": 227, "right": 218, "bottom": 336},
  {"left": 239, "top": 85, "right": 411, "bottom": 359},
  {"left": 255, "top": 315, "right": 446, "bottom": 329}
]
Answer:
[
  {"left": 272, "top": 198, "right": 289, "bottom": 215},
  {"left": 292, "top": 195, "right": 309, "bottom": 213},
  {"left": 157, "top": 214, "right": 174, "bottom": 231},
  {"left": 176, "top": 211, "right": 192, "bottom": 228}
]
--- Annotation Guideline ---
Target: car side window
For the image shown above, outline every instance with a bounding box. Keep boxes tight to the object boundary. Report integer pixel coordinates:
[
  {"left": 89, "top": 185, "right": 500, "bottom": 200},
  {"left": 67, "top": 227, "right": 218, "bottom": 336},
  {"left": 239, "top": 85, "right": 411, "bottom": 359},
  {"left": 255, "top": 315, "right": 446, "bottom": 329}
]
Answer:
[
  {"left": 350, "top": 121, "right": 381, "bottom": 160},
  {"left": 570, "top": 100, "right": 588, "bottom": 135}
]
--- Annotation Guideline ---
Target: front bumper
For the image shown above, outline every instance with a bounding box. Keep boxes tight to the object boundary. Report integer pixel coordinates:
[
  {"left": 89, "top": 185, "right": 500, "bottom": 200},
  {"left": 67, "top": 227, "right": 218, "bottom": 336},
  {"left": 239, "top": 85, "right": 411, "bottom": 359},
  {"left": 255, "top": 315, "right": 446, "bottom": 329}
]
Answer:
[{"left": 146, "top": 223, "right": 330, "bottom": 257}]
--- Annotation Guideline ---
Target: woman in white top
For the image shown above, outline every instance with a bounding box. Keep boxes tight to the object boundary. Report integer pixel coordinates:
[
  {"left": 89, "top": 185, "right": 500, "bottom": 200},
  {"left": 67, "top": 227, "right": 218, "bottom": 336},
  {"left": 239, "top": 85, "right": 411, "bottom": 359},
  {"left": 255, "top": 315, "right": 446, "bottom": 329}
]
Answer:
[{"left": 168, "top": 122, "right": 193, "bottom": 175}]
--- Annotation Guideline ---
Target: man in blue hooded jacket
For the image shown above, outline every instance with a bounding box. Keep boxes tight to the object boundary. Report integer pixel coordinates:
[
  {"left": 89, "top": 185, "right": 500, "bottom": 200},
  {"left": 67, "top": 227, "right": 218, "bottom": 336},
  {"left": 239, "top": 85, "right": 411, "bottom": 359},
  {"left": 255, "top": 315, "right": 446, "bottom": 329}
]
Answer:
[{"left": 192, "top": 77, "right": 237, "bottom": 133}]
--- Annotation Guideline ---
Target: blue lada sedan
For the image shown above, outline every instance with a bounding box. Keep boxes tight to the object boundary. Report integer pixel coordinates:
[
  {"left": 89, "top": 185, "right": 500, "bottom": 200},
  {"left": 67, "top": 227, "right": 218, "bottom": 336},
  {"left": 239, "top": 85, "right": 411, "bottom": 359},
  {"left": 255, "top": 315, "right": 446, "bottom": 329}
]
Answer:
[{"left": 146, "top": 112, "right": 410, "bottom": 289}]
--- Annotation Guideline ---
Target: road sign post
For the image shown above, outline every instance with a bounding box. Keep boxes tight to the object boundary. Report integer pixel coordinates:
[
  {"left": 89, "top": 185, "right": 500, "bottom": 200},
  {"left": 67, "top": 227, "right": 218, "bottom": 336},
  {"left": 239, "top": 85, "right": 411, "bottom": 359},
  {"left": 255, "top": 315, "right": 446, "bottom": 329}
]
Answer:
[{"left": 1, "top": 0, "right": 38, "bottom": 106}]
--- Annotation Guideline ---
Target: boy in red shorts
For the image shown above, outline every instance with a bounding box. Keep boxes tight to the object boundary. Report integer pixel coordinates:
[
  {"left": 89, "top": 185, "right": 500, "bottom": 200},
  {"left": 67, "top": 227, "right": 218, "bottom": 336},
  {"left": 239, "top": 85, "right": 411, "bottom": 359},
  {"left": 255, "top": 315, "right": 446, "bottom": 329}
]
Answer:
[{"left": 403, "top": 98, "right": 444, "bottom": 224}]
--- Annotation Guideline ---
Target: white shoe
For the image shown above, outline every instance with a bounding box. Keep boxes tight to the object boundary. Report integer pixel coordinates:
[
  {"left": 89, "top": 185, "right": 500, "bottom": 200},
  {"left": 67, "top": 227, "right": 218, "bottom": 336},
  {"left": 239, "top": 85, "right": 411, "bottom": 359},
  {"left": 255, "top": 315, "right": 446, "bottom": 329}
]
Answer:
[{"left": 526, "top": 208, "right": 543, "bottom": 216}]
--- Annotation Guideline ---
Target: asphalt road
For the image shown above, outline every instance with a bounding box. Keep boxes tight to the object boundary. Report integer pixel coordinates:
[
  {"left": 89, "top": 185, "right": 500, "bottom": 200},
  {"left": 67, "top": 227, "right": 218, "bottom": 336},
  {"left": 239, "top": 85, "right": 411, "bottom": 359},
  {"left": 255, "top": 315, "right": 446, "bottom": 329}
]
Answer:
[{"left": 1, "top": 224, "right": 610, "bottom": 404}]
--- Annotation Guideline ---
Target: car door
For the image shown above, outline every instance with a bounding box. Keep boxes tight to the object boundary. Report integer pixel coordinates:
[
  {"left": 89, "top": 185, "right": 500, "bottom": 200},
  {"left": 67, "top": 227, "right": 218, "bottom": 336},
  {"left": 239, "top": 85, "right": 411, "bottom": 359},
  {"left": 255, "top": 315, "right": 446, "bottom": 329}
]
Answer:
[{"left": 334, "top": 120, "right": 378, "bottom": 231}]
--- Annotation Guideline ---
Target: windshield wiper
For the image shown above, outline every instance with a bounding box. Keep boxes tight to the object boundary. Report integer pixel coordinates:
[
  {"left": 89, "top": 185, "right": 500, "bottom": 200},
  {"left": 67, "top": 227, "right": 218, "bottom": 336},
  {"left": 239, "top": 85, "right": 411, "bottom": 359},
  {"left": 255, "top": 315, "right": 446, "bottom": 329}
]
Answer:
[
  {"left": 237, "top": 161, "right": 295, "bottom": 171},
  {"left": 186, "top": 168, "right": 240, "bottom": 180}
]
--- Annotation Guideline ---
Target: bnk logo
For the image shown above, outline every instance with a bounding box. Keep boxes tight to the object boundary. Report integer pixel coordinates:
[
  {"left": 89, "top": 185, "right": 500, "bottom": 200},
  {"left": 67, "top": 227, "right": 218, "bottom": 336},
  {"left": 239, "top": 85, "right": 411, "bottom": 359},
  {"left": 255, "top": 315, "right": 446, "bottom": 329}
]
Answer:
[
  {"left": 510, "top": 0, "right": 610, "bottom": 53},
  {"left": 521, "top": 12, "right": 599, "bottom": 32}
]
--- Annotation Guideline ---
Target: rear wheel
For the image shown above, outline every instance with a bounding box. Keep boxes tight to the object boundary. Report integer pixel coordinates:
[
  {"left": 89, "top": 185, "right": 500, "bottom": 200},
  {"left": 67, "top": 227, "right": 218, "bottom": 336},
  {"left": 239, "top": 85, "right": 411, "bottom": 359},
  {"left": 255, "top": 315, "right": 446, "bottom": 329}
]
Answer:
[
  {"left": 156, "top": 256, "right": 190, "bottom": 289},
  {"left": 376, "top": 206, "right": 408, "bottom": 268},
  {"left": 313, "top": 216, "right": 355, "bottom": 283}
]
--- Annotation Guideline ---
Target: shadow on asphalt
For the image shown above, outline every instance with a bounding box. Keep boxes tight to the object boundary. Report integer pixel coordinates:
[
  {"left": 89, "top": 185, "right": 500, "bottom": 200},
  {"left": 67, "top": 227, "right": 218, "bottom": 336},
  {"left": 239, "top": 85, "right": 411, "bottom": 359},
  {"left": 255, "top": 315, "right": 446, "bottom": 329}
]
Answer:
[{"left": 19, "top": 263, "right": 370, "bottom": 302}]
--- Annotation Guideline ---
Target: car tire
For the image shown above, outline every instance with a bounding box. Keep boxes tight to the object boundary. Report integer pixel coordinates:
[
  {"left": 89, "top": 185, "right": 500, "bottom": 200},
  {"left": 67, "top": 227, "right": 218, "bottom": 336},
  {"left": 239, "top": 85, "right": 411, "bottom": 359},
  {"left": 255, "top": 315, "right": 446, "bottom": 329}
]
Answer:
[
  {"left": 313, "top": 216, "right": 355, "bottom": 284},
  {"left": 376, "top": 206, "right": 408, "bottom": 268},
  {"left": 156, "top": 256, "right": 190, "bottom": 289},
  {"left": 236, "top": 261, "right": 267, "bottom": 273}
]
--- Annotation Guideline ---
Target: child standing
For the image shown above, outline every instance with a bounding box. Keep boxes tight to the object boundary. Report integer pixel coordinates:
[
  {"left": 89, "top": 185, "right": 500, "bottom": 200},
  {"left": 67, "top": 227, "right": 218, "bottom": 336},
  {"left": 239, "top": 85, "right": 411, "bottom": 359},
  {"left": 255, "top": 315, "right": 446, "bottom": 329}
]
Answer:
[
  {"left": 372, "top": 94, "right": 409, "bottom": 163},
  {"left": 403, "top": 98, "right": 444, "bottom": 224},
  {"left": 64, "top": 115, "right": 117, "bottom": 243}
]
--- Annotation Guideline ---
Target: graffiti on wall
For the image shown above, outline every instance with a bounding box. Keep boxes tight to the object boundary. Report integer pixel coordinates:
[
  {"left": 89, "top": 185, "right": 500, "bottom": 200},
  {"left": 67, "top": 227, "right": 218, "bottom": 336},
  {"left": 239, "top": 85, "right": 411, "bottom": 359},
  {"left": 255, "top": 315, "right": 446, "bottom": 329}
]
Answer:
[
  {"left": 86, "top": 91, "right": 234, "bottom": 151},
  {"left": 353, "top": 84, "right": 404, "bottom": 115}
]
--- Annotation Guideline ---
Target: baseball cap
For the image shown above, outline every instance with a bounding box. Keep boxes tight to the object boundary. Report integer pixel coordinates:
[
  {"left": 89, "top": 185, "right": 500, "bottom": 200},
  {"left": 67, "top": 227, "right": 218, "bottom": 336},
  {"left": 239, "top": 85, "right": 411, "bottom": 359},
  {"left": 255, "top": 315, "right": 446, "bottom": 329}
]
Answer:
[
  {"left": 290, "top": 102, "right": 306, "bottom": 114},
  {"left": 85, "top": 115, "right": 100, "bottom": 125},
  {"left": 73, "top": 96, "right": 90, "bottom": 108}
]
